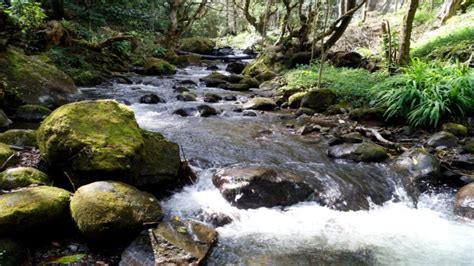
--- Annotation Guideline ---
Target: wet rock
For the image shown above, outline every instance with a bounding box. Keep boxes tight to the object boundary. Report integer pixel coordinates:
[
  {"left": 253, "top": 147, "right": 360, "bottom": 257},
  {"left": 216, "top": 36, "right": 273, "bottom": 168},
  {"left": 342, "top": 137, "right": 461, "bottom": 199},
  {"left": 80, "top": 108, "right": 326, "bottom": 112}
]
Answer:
[
  {"left": 242, "top": 110, "right": 257, "bottom": 117},
  {"left": 177, "top": 91, "right": 197, "bottom": 102},
  {"left": 243, "top": 97, "right": 277, "bottom": 111},
  {"left": 240, "top": 76, "right": 260, "bottom": 88},
  {"left": 340, "top": 132, "right": 363, "bottom": 143},
  {"left": 37, "top": 100, "right": 144, "bottom": 183},
  {"left": 0, "top": 143, "right": 18, "bottom": 169},
  {"left": 0, "top": 238, "right": 26, "bottom": 265},
  {"left": 301, "top": 89, "right": 337, "bottom": 113},
  {"left": 349, "top": 108, "right": 385, "bottom": 122},
  {"left": 206, "top": 64, "right": 220, "bottom": 71},
  {"left": 224, "top": 95, "right": 237, "bottom": 101},
  {"left": 144, "top": 58, "right": 176, "bottom": 76},
  {"left": 0, "top": 186, "right": 71, "bottom": 236},
  {"left": 203, "top": 93, "right": 222, "bottom": 103},
  {"left": 393, "top": 148, "right": 441, "bottom": 202},
  {"left": 173, "top": 108, "right": 198, "bottom": 117},
  {"left": 297, "top": 124, "right": 319, "bottom": 135},
  {"left": 226, "top": 61, "right": 246, "bottom": 74},
  {"left": 178, "top": 80, "right": 198, "bottom": 87},
  {"left": 288, "top": 92, "right": 306, "bottom": 109},
  {"left": 465, "top": 139, "right": 474, "bottom": 153},
  {"left": 197, "top": 212, "right": 233, "bottom": 227},
  {"left": 233, "top": 108, "right": 243, "bottom": 113},
  {"left": 227, "top": 74, "right": 245, "bottom": 83},
  {"left": 139, "top": 94, "right": 165, "bottom": 104},
  {"left": 255, "top": 70, "right": 277, "bottom": 82},
  {"left": 218, "top": 83, "right": 250, "bottom": 91},
  {"left": 213, "top": 47, "right": 234, "bottom": 56},
  {"left": 173, "top": 86, "right": 190, "bottom": 93},
  {"left": 120, "top": 220, "right": 217, "bottom": 265},
  {"left": 454, "top": 183, "right": 474, "bottom": 219},
  {"left": 442, "top": 123, "right": 468, "bottom": 138},
  {"left": 0, "top": 167, "right": 49, "bottom": 190},
  {"left": 426, "top": 131, "right": 458, "bottom": 148},
  {"left": 136, "top": 131, "right": 182, "bottom": 191},
  {"left": 0, "top": 129, "right": 37, "bottom": 147},
  {"left": 0, "top": 109, "right": 11, "bottom": 129},
  {"left": 14, "top": 104, "right": 51, "bottom": 122},
  {"left": 70, "top": 181, "right": 163, "bottom": 240},
  {"left": 198, "top": 105, "right": 218, "bottom": 117},
  {"left": 213, "top": 166, "right": 314, "bottom": 209},
  {"left": 259, "top": 81, "right": 282, "bottom": 91},
  {"left": 328, "top": 142, "right": 388, "bottom": 162},
  {"left": 200, "top": 72, "right": 229, "bottom": 87}
]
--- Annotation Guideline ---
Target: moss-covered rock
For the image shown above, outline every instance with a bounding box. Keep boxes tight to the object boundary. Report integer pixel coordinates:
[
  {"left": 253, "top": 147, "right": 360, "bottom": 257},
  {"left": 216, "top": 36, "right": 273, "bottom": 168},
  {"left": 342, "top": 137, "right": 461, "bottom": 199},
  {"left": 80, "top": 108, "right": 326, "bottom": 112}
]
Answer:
[
  {"left": 200, "top": 72, "right": 229, "bottom": 87},
  {"left": 218, "top": 83, "right": 250, "bottom": 91},
  {"left": 144, "top": 58, "right": 176, "bottom": 76},
  {"left": 70, "top": 181, "right": 163, "bottom": 240},
  {"left": 0, "top": 143, "right": 17, "bottom": 169},
  {"left": 179, "top": 37, "right": 215, "bottom": 55},
  {"left": 14, "top": 104, "right": 52, "bottom": 122},
  {"left": 240, "top": 76, "right": 260, "bottom": 89},
  {"left": 0, "top": 186, "right": 71, "bottom": 236},
  {"left": 0, "top": 48, "right": 76, "bottom": 108},
  {"left": 442, "top": 123, "right": 468, "bottom": 137},
  {"left": 0, "top": 167, "right": 50, "bottom": 190},
  {"left": 0, "top": 129, "right": 37, "bottom": 147},
  {"left": 243, "top": 97, "right": 277, "bottom": 111},
  {"left": 465, "top": 139, "right": 474, "bottom": 154},
  {"left": 177, "top": 91, "right": 197, "bottom": 102},
  {"left": 0, "top": 238, "right": 26, "bottom": 266},
  {"left": 255, "top": 70, "right": 277, "bottom": 82},
  {"left": 349, "top": 107, "right": 385, "bottom": 122},
  {"left": 288, "top": 92, "right": 306, "bottom": 109},
  {"left": 300, "top": 89, "right": 337, "bottom": 113},
  {"left": 326, "top": 102, "right": 352, "bottom": 115},
  {"left": 426, "top": 131, "right": 458, "bottom": 148},
  {"left": 328, "top": 142, "right": 388, "bottom": 162},
  {"left": 0, "top": 109, "right": 11, "bottom": 129},
  {"left": 36, "top": 100, "right": 144, "bottom": 183}
]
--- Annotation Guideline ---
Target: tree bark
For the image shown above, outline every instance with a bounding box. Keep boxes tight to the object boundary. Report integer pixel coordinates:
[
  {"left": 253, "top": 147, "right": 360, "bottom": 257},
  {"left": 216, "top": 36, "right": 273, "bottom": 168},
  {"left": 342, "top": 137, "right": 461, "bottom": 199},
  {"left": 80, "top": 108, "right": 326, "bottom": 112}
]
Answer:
[
  {"left": 438, "top": 0, "right": 462, "bottom": 24},
  {"left": 397, "top": 0, "right": 419, "bottom": 65},
  {"left": 50, "top": 0, "right": 65, "bottom": 20}
]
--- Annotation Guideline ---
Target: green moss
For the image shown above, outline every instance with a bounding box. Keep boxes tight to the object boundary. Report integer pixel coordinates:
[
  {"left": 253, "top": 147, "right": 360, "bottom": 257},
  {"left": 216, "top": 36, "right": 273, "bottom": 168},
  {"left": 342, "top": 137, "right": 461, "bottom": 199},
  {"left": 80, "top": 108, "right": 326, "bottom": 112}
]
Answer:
[
  {"left": 243, "top": 97, "right": 277, "bottom": 111},
  {"left": 349, "top": 107, "right": 386, "bottom": 122},
  {"left": 179, "top": 37, "right": 216, "bottom": 54},
  {"left": 288, "top": 92, "right": 306, "bottom": 109},
  {"left": 442, "top": 123, "right": 468, "bottom": 137},
  {"left": 0, "top": 143, "right": 17, "bottom": 168},
  {"left": 354, "top": 142, "right": 388, "bottom": 162},
  {"left": 0, "top": 129, "right": 37, "bottom": 147},
  {"left": 70, "top": 181, "right": 163, "bottom": 240},
  {"left": 240, "top": 76, "right": 260, "bottom": 88},
  {"left": 36, "top": 100, "right": 145, "bottom": 180},
  {"left": 0, "top": 186, "right": 71, "bottom": 236},
  {"left": 243, "top": 53, "right": 272, "bottom": 77},
  {"left": 0, "top": 167, "right": 50, "bottom": 190},
  {"left": 464, "top": 139, "right": 474, "bottom": 154},
  {"left": 15, "top": 104, "right": 51, "bottom": 122},
  {"left": 255, "top": 70, "right": 277, "bottom": 82},
  {"left": 144, "top": 58, "right": 176, "bottom": 75},
  {"left": 301, "top": 89, "right": 337, "bottom": 112}
]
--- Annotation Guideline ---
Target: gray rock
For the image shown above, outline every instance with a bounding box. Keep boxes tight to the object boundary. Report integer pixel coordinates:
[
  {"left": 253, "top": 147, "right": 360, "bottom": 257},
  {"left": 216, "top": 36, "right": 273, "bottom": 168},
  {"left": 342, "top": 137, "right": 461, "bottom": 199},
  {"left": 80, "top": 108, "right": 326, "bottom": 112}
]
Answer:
[
  {"left": 198, "top": 105, "right": 218, "bottom": 117},
  {"left": 139, "top": 94, "right": 165, "bottom": 104},
  {"left": 328, "top": 142, "right": 388, "bottom": 162},
  {"left": 454, "top": 183, "right": 474, "bottom": 219},
  {"left": 427, "top": 131, "right": 458, "bottom": 148}
]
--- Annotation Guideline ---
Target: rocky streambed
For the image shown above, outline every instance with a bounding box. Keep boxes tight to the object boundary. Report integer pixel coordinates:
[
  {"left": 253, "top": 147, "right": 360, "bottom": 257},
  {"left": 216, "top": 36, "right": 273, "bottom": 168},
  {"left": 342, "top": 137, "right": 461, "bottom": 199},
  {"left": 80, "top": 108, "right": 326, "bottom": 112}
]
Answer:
[{"left": 0, "top": 60, "right": 473, "bottom": 265}]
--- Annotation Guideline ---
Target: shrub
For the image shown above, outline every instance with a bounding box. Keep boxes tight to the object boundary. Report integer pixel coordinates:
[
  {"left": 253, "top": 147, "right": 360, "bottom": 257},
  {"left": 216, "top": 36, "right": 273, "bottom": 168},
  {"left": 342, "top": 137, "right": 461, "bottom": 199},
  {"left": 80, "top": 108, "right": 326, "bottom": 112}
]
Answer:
[{"left": 374, "top": 59, "right": 474, "bottom": 127}]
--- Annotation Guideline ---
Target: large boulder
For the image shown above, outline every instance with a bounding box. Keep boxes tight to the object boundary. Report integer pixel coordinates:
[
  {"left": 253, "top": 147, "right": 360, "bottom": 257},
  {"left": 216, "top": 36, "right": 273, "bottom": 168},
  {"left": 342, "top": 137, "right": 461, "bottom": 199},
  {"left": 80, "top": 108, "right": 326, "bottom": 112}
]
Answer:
[
  {"left": 0, "top": 129, "right": 37, "bottom": 147},
  {"left": 243, "top": 97, "right": 277, "bottom": 111},
  {"left": 200, "top": 72, "right": 229, "bottom": 87},
  {"left": 213, "top": 166, "right": 314, "bottom": 209},
  {"left": 36, "top": 100, "right": 145, "bottom": 183},
  {"left": 120, "top": 220, "right": 217, "bottom": 265},
  {"left": 226, "top": 61, "right": 246, "bottom": 74},
  {"left": 0, "top": 186, "right": 71, "bottom": 236},
  {"left": 0, "top": 167, "right": 50, "bottom": 190},
  {"left": 328, "top": 142, "right": 388, "bottom": 162},
  {"left": 288, "top": 92, "right": 306, "bottom": 109},
  {"left": 70, "top": 181, "right": 163, "bottom": 240},
  {"left": 393, "top": 148, "right": 441, "bottom": 202},
  {"left": 349, "top": 108, "right": 385, "bottom": 122},
  {"left": 426, "top": 131, "right": 459, "bottom": 148},
  {"left": 144, "top": 58, "right": 176, "bottom": 76},
  {"left": 179, "top": 37, "right": 215, "bottom": 55},
  {"left": 14, "top": 104, "right": 51, "bottom": 122},
  {"left": 135, "top": 131, "right": 182, "bottom": 190},
  {"left": 301, "top": 89, "right": 337, "bottom": 113},
  {"left": 0, "top": 238, "right": 27, "bottom": 266},
  {"left": 454, "top": 183, "right": 474, "bottom": 219},
  {"left": 0, "top": 48, "right": 77, "bottom": 108}
]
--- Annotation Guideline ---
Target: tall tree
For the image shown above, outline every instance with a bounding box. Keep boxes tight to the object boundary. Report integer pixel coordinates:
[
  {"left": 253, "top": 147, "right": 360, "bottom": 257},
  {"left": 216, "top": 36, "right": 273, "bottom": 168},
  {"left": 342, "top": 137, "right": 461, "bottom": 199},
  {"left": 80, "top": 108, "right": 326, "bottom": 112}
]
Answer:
[
  {"left": 165, "top": 0, "right": 209, "bottom": 47},
  {"left": 438, "top": 0, "right": 462, "bottom": 24},
  {"left": 397, "top": 0, "right": 419, "bottom": 65}
]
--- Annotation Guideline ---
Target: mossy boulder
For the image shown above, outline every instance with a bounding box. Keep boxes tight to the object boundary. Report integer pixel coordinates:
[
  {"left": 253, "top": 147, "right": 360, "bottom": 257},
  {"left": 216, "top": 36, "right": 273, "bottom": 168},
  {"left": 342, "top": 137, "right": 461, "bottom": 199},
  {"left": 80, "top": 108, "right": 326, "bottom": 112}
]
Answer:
[
  {"left": 36, "top": 100, "right": 145, "bottom": 183},
  {"left": 70, "top": 181, "right": 163, "bottom": 240},
  {"left": 0, "top": 129, "right": 37, "bottom": 147},
  {"left": 255, "top": 70, "right": 277, "bottom": 82},
  {"left": 0, "top": 167, "right": 50, "bottom": 190},
  {"left": 136, "top": 131, "right": 181, "bottom": 189},
  {"left": 301, "top": 89, "right": 337, "bottom": 113},
  {"left": 179, "top": 37, "right": 215, "bottom": 55},
  {"left": 14, "top": 104, "right": 52, "bottom": 122},
  {"left": 328, "top": 142, "right": 388, "bottom": 162},
  {"left": 0, "top": 143, "right": 17, "bottom": 168},
  {"left": 240, "top": 76, "right": 260, "bottom": 89},
  {"left": 465, "top": 139, "right": 474, "bottom": 154},
  {"left": 200, "top": 72, "right": 229, "bottom": 87},
  {"left": 177, "top": 91, "right": 197, "bottom": 102},
  {"left": 288, "top": 92, "right": 306, "bottom": 109},
  {"left": 0, "top": 48, "right": 76, "bottom": 108},
  {"left": 349, "top": 108, "right": 385, "bottom": 122},
  {"left": 0, "top": 238, "right": 26, "bottom": 266},
  {"left": 243, "top": 97, "right": 277, "bottom": 111},
  {"left": 442, "top": 123, "right": 468, "bottom": 137},
  {"left": 226, "top": 61, "right": 246, "bottom": 74},
  {"left": 0, "top": 109, "right": 11, "bottom": 129},
  {"left": 144, "top": 58, "right": 176, "bottom": 76},
  {"left": 218, "top": 83, "right": 250, "bottom": 91},
  {"left": 0, "top": 186, "right": 71, "bottom": 236}
]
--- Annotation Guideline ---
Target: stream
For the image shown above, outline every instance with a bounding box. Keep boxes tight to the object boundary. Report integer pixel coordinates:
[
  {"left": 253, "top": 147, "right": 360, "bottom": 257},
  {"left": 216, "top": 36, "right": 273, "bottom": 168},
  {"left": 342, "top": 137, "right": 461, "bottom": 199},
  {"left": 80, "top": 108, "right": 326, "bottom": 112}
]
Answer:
[{"left": 79, "top": 63, "right": 474, "bottom": 265}]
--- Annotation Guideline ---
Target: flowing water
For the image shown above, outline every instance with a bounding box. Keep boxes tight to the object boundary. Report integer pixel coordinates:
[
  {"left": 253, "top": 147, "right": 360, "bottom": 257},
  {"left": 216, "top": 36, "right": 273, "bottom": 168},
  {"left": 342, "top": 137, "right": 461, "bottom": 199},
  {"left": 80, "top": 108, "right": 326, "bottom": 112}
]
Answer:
[{"left": 79, "top": 64, "right": 474, "bottom": 265}]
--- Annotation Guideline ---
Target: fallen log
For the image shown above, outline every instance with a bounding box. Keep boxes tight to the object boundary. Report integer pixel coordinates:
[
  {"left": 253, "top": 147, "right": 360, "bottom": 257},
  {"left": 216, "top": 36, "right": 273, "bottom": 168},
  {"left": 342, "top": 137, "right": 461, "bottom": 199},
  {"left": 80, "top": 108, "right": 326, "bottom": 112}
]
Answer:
[
  {"left": 356, "top": 126, "right": 408, "bottom": 151},
  {"left": 176, "top": 50, "right": 257, "bottom": 61}
]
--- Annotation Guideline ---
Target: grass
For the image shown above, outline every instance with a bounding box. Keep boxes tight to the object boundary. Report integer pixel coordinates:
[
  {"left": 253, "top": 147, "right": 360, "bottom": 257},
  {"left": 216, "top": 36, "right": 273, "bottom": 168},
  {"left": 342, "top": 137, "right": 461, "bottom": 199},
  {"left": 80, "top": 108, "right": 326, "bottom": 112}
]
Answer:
[{"left": 280, "top": 64, "right": 388, "bottom": 107}]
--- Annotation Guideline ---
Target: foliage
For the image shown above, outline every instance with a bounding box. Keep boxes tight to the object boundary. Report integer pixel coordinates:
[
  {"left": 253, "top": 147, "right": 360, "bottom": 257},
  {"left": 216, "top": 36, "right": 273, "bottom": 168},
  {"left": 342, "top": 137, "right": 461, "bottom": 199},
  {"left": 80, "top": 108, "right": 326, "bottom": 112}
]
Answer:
[
  {"left": 5, "top": 0, "right": 46, "bottom": 33},
  {"left": 50, "top": 254, "right": 86, "bottom": 264},
  {"left": 281, "top": 64, "right": 387, "bottom": 107},
  {"left": 374, "top": 59, "right": 474, "bottom": 127}
]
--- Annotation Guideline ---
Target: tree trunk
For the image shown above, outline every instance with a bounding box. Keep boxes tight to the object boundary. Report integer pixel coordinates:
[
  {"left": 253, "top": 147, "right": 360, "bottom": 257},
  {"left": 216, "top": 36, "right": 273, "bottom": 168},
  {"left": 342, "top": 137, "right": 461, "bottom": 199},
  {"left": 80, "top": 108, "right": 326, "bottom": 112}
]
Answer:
[
  {"left": 397, "top": 0, "right": 419, "bottom": 65},
  {"left": 166, "top": 0, "right": 180, "bottom": 48},
  {"left": 323, "top": 0, "right": 359, "bottom": 50},
  {"left": 50, "top": 0, "right": 65, "bottom": 20},
  {"left": 438, "top": 0, "right": 462, "bottom": 24}
]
